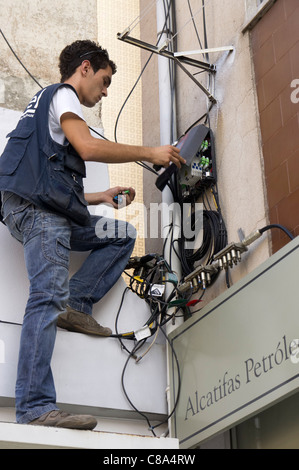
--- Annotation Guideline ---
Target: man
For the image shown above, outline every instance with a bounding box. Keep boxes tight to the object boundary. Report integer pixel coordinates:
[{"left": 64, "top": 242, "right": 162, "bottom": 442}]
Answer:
[{"left": 0, "top": 40, "right": 184, "bottom": 430}]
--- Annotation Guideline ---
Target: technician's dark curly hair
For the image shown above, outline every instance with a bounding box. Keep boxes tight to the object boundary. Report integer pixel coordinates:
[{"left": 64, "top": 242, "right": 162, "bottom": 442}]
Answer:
[{"left": 59, "top": 39, "right": 117, "bottom": 82}]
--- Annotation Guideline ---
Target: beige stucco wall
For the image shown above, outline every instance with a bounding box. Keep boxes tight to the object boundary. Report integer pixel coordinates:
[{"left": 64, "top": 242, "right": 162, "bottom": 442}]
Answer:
[
  {"left": 181, "top": 0, "right": 270, "bottom": 297},
  {"left": 0, "top": 0, "right": 100, "bottom": 127},
  {"left": 140, "top": 0, "right": 270, "bottom": 302}
]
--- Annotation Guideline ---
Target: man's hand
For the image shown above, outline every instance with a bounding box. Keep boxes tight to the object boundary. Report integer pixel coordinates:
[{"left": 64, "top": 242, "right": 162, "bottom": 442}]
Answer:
[
  {"left": 105, "top": 186, "right": 136, "bottom": 209},
  {"left": 149, "top": 145, "right": 185, "bottom": 168},
  {"left": 85, "top": 187, "right": 135, "bottom": 208}
]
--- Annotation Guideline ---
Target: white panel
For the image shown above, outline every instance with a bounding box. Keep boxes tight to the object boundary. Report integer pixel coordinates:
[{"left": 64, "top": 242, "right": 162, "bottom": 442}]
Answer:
[{"left": 0, "top": 322, "right": 167, "bottom": 417}]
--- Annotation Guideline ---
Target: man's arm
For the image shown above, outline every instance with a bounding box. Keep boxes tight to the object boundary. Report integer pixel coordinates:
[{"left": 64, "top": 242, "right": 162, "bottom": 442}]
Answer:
[{"left": 60, "top": 113, "right": 185, "bottom": 168}]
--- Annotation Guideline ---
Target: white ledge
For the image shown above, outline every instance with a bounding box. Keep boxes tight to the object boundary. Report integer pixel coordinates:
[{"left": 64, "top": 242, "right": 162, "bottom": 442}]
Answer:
[{"left": 0, "top": 422, "right": 179, "bottom": 449}]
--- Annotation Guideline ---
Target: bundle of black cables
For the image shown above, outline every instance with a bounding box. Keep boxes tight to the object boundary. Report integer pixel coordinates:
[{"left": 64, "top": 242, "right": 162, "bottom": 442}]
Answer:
[
  {"left": 167, "top": 166, "right": 227, "bottom": 281},
  {"left": 181, "top": 209, "right": 227, "bottom": 276}
]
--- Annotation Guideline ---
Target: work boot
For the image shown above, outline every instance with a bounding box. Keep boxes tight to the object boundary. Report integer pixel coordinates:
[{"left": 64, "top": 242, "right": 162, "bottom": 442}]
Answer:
[
  {"left": 57, "top": 306, "right": 112, "bottom": 337},
  {"left": 29, "top": 410, "right": 97, "bottom": 430}
]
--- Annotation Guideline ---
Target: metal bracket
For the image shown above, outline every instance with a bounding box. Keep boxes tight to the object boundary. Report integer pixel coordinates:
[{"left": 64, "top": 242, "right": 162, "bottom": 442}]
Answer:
[
  {"left": 173, "top": 57, "right": 216, "bottom": 104},
  {"left": 117, "top": 32, "right": 216, "bottom": 72},
  {"left": 174, "top": 46, "right": 234, "bottom": 57},
  {"left": 117, "top": 32, "right": 217, "bottom": 103}
]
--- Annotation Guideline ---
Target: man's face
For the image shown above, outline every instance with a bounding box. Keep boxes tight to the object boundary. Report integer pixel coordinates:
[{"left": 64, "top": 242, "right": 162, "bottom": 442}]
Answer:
[{"left": 81, "top": 64, "right": 112, "bottom": 108}]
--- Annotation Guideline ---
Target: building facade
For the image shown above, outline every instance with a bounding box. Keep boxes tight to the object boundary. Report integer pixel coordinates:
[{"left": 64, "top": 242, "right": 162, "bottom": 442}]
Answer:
[{"left": 0, "top": 0, "right": 298, "bottom": 449}]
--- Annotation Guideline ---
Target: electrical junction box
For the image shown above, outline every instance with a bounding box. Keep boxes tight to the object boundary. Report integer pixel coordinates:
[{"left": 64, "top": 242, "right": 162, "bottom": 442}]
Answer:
[
  {"left": 177, "top": 124, "right": 216, "bottom": 197},
  {"left": 155, "top": 124, "right": 216, "bottom": 195}
]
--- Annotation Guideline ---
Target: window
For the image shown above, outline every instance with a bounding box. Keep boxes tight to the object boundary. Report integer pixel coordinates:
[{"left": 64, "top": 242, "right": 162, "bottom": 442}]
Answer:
[{"left": 243, "top": 0, "right": 277, "bottom": 32}]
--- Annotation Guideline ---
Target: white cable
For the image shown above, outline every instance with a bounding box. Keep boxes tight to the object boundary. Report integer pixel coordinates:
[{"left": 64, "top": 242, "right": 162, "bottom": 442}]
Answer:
[
  {"left": 170, "top": 0, "right": 214, "bottom": 48},
  {"left": 135, "top": 313, "right": 162, "bottom": 363},
  {"left": 122, "top": 0, "right": 216, "bottom": 59},
  {"left": 127, "top": 0, "right": 159, "bottom": 34}
]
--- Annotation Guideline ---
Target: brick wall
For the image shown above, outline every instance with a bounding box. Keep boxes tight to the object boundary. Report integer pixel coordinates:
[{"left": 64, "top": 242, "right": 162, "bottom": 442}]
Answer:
[{"left": 251, "top": 0, "right": 299, "bottom": 253}]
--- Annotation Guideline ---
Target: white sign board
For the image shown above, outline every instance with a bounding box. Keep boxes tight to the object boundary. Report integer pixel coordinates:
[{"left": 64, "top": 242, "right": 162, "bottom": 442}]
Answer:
[{"left": 168, "top": 237, "right": 299, "bottom": 448}]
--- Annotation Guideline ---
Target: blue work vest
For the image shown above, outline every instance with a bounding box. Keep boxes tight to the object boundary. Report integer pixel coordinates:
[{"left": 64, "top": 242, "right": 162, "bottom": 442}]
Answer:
[{"left": 0, "top": 83, "right": 90, "bottom": 225}]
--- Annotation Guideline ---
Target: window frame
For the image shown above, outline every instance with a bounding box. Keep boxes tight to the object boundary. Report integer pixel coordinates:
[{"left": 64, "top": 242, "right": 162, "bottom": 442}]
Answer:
[{"left": 243, "top": 0, "right": 277, "bottom": 32}]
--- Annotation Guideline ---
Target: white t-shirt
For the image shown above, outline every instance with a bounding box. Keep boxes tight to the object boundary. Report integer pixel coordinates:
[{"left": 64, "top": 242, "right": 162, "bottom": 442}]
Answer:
[{"left": 48, "top": 86, "right": 85, "bottom": 145}]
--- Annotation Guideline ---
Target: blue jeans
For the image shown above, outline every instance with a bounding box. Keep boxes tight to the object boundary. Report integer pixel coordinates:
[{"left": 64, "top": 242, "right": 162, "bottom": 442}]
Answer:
[{"left": 1, "top": 191, "right": 136, "bottom": 423}]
